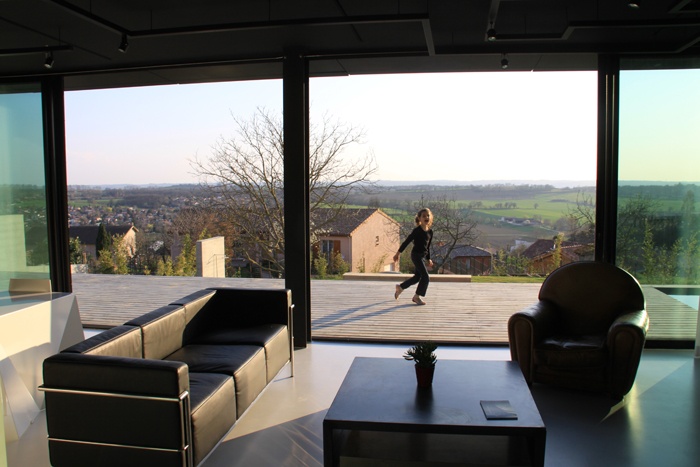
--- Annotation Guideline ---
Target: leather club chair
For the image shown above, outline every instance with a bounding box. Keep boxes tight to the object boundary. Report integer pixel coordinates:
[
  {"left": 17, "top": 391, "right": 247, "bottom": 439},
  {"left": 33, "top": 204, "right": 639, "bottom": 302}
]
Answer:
[{"left": 508, "top": 261, "right": 649, "bottom": 399}]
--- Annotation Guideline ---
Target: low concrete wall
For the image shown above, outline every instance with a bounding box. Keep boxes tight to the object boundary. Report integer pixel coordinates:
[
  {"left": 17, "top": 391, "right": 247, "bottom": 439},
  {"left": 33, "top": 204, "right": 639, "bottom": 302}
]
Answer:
[{"left": 343, "top": 272, "right": 471, "bottom": 282}]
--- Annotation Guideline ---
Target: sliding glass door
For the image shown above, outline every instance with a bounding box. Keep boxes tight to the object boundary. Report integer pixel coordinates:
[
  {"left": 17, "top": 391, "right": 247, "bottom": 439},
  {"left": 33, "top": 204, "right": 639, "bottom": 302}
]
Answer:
[
  {"left": 618, "top": 59, "right": 700, "bottom": 342},
  {"left": 0, "top": 82, "right": 51, "bottom": 291}
]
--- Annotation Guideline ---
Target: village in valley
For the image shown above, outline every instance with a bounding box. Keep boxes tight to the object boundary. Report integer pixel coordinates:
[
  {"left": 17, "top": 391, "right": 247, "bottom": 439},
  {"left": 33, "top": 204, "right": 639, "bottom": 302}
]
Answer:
[
  {"left": 66, "top": 182, "right": 599, "bottom": 279},
  {"left": 64, "top": 180, "right": 698, "bottom": 285}
]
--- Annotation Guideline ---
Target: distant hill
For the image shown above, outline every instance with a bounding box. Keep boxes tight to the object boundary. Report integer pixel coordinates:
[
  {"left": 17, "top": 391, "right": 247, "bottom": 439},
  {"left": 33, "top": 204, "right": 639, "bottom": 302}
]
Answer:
[
  {"left": 619, "top": 180, "right": 700, "bottom": 186},
  {"left": 69, "top": 183, "right": 197, "bottom": 189},
  {"left": 70, "top": 179, "right": 700, "bottom": 190}
]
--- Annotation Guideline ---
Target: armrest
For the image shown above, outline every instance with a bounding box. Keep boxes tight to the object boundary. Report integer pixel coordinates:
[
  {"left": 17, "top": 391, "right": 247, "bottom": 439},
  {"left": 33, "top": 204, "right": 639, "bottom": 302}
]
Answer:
[
  {"left": 606, "top": 309, "right": 648, "bottom": 397},
  {"left": 509, "top": 300, "right": 559, "bottom": 343},
  {"left": 42, "top": 353, "right": 192, "bottom": 452},
  {"left": 507, "top": 300, "right": 559, "bottom": 383},
  {"left": 609, "top": 309, "right": 649, "bottom": 336},
  {"left": 43, "top": 352, "right": 189, "bottom": 397}
]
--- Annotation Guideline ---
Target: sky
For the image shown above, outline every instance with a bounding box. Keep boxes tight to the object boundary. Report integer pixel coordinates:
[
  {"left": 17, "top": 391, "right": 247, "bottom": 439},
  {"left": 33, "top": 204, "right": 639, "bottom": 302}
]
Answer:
[{"left": 63, "top": 69, "right": 699, "bottom": 186}]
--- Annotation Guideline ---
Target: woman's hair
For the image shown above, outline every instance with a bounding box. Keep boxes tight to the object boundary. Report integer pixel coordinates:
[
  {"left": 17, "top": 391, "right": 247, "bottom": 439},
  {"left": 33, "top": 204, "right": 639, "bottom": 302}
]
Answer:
[{"left": 414, "top": 208, "right": 433, "bottom": 228}]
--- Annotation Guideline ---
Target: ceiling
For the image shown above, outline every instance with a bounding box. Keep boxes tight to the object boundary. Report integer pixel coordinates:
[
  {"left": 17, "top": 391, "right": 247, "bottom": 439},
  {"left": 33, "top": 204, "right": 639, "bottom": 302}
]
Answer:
[{"left": 2, "top": 0, "right": 700, "bottom": 90}]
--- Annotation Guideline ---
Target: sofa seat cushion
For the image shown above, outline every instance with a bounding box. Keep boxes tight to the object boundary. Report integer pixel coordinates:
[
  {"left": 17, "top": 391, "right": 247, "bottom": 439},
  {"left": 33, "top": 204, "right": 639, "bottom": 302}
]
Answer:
[
  {"left": 166, "top": 345, "right": 266, "bottom": 417},
  {"left": 189, "top": 324, "right": 290, "bottom": 382},
  {"left": 534, "top": 334, "right": 607, "bottom": 368},
  {"left": 188, "top": 372, "right": 237, "bottom": 466}
]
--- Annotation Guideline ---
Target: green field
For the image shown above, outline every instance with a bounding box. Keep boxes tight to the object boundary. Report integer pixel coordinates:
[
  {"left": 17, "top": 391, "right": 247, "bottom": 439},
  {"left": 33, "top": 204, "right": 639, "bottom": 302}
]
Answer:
[
  {"left": 57, "top": 182, "right": 696, "bottom": 252},
  {"left": 350, "top": 183, "right": 696, "bottom": 249}
]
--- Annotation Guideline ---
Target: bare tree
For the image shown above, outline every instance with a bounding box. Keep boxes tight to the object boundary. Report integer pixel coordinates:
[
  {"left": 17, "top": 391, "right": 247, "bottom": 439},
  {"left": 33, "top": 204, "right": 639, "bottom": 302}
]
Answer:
[
  {"left": 191, "top": 107, "right": 377, "bottom": 276},
  {"left": 564, "top": 191, "right": 596, "bottom": 243}
]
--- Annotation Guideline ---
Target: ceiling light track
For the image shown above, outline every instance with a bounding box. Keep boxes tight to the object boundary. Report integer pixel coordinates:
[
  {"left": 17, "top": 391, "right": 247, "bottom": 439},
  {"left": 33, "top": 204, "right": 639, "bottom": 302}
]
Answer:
[
  {"left": 44, "top": 1, "right": 428, "bottom": 38},
  {"left": 488, "top": 18, "right": 700, "bottom": 43},
  {"left": 0, "top": 44, "right": 72, "bottom": 57},
  {"left": 44, "top": 0, "right": 128, "bottom": 35},
  {"left": 43, "top": 1, "right": 436, "bottom": 58},
  {"left": 669, "top": 0, "right": 700, "bottom": 14},
  {"left": 135, "top": 14, "right": 429, "bottom": 38}
]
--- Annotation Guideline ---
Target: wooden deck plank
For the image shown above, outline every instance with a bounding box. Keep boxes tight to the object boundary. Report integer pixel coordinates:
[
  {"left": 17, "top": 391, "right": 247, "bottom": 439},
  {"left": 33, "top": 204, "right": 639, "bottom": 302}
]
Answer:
[{"left": 70, "top": 274, "right": 698, "bottom": 344}]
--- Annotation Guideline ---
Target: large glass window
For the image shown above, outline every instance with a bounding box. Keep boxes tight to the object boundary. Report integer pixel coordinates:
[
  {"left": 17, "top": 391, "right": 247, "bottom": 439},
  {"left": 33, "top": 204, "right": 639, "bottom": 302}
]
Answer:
[
  {"left": 310, "top": 72, "right": 598, "bottom": 278},
  {"left": 0, "top": 83, "right": 51, "bottom": 292},
  {"left": 618, "top": 61, "right": 700, "bottom": 342},
  {"left": 65, "top": 81, "right": 283, "bottom": 278}
]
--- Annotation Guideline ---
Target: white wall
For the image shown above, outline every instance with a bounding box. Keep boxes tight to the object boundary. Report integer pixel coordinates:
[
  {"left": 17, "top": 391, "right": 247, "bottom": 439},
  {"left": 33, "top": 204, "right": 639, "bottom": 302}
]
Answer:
[{"left": 197, "top": 236, "right": 226, "bottom": 277}]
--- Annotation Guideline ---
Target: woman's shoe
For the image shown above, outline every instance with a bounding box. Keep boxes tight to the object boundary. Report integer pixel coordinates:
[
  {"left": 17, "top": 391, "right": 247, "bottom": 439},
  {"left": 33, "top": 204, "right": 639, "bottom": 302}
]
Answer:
[
  {"left": 395, "top": 284, "right": 403, "bottom": 300},
  {"left": 412, "top": 295, "right": 426, "bottom": 305}
]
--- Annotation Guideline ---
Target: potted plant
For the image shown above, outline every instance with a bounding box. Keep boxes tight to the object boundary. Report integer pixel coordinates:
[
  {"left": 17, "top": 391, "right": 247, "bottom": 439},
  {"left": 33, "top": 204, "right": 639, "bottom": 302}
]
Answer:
[{"left": 403, "top": 341, "right": 438, "bottom": 388}]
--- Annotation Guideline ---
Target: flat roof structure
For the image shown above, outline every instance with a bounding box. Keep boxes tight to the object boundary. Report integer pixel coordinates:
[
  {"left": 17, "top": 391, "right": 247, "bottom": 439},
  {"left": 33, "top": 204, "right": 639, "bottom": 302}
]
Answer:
[{"left": 2, "top": 1, "right": 700, "bottom": 90}]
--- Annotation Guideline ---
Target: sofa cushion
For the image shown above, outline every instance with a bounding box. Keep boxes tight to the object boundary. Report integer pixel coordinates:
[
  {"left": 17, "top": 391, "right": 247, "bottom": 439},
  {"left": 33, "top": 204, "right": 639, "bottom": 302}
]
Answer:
[
  {"left": 189, "top": 372, "right": 237, "bottom": 466},
  {"left": 61, "top": 325, "right": 142, "bottom": 358},
  {"left": 183, "top": 288, "right": 291, "bottom": 345},
  {"left": 125, "top": 305, "right": 186, "bottom": 360},
  {"left": 188, "top": 324, "right": 290, "bottom": 382},
  {"left": 165, "top": 344, "right": 267, "bottom": 417},
  {"left": 169, "top": 289, "right": 216, "bottom": 325},
  {"left": 535, "top": 334, "right": 607, "bottom": 368},
  {"left": 43, "top": 355, "right": 190, "bottom": 454},
  {"left": 43, "top": 353, "right": 188, "bottom": 397}
]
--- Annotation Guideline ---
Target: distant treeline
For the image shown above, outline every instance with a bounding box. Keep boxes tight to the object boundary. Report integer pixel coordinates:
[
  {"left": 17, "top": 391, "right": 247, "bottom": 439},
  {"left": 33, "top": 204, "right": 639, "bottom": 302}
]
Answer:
[
  {"left": 63, "top": 181, "right": 700, "bottom": 211},
  {"left": 68, "top": 185, "right": 207, "bottom": 209},
  {"left": 618, "top": 183, "right": 700, "bottom": 200}
]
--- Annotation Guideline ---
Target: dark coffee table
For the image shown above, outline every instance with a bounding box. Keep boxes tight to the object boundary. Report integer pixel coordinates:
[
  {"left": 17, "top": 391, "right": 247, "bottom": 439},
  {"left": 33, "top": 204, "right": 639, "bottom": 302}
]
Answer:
[{"left": 323, "top": 357, "right": 546, "bottom": 466}]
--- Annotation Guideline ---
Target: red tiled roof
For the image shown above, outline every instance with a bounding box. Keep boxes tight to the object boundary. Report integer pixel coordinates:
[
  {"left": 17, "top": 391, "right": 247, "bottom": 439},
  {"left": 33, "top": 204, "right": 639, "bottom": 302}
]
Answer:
[{"left": 521, "top": 238, "right": 584, "bottom": 259}]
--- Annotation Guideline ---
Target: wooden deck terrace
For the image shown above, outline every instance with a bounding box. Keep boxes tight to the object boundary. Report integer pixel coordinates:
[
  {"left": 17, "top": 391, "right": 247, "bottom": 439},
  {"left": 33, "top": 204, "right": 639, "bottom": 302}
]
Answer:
[{"left": 70, "top": 274, "right": 698, "bottom": 344}]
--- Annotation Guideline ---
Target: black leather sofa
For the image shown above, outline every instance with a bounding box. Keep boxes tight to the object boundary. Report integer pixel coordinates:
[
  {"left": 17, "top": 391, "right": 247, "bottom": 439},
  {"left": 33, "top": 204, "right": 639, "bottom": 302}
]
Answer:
[{"left": 41, "top": 287, "right": 294, "bottom": 467}]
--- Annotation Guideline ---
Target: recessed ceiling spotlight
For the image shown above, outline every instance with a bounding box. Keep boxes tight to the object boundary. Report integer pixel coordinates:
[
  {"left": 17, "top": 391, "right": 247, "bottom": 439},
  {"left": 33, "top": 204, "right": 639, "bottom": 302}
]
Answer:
[
  {"left": 44, "top": 52, "right": 54, "bottom": 69},
  {"left": 118, "top": 34, "right": 129, "bottom": 53},
  {"left": 628, "top": 0, "right": 641, "bottom": 8}
]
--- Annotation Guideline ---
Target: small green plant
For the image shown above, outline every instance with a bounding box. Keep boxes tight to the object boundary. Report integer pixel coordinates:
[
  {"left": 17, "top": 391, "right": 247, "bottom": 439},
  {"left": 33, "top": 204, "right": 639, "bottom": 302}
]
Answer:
[
  {"left": 314, "top": 256, "right": 328, "bottom": 278},
  {"left": 330, "top": 251, "right": 349, "bottom": 275},
  {"left": 356, "top": 254, "right": 366, "bottom": 273},
  {"left": 370, "top": 253, "right": 389, "bottom": 273},
  {"left": 403, "top": 341, "right": 438, "bottom": 368}
]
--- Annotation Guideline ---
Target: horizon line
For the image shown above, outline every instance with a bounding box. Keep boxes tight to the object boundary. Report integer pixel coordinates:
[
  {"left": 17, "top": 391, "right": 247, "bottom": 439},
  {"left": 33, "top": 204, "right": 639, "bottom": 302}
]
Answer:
[{"left": 65, "top": 179, "right": 700, "bottom": 188}]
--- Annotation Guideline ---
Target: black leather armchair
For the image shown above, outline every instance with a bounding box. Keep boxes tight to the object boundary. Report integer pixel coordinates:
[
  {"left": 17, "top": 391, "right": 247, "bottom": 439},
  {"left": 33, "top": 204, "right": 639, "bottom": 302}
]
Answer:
[{"left": 508, "top": 261, "right": 649, "bottom": 398}]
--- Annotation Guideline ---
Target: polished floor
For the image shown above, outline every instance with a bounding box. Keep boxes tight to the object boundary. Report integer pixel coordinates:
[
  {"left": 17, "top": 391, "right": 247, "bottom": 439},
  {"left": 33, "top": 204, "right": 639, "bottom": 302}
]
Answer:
[{"left": 7, "top": 342, "right": 698, "bottom": 467}]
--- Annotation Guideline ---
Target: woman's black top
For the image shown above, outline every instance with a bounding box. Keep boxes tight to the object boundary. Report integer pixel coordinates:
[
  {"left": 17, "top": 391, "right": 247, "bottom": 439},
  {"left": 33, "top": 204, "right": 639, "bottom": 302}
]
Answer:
[{"left": 399, "top": 226, "right": 433, "bottom": 260}]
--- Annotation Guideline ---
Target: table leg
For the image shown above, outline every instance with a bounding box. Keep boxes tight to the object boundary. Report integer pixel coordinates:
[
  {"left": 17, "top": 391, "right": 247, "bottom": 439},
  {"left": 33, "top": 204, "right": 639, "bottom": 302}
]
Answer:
[
  {"left": 322, "top": 421, "right": 335, "bottom": 467},
  {"left": 530, "top": 430, "right": 547, "bottom": 467}
]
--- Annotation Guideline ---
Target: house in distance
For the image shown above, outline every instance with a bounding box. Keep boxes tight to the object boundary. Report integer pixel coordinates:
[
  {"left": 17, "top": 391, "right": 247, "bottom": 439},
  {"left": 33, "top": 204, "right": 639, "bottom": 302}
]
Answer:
[
  {"left": 314, "top": 208, "right": 400, "bottom": 274},
  {"left": 69, "top": 224, "right": 138, "bottom": 261}
]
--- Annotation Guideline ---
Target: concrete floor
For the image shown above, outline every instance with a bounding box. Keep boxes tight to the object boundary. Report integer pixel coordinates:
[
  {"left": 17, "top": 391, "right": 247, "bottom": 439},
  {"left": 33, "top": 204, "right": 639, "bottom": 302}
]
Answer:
[{"left": 9, "top": 342, "right": 698, "bottom": 466}]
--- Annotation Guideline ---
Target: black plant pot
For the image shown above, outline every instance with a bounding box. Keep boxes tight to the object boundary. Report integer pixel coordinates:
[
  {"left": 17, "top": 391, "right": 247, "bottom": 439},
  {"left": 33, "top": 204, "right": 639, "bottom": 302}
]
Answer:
[{"left": 415, "top": 365, "right": 435, "bottom": 388}]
